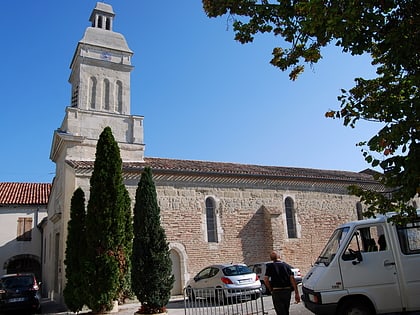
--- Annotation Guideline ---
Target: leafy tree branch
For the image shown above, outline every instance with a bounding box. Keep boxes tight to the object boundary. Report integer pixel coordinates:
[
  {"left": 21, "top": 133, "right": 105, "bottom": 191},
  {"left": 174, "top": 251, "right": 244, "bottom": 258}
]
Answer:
[{"left": 203, "top": 0, "right": 420, "bottom": 221}]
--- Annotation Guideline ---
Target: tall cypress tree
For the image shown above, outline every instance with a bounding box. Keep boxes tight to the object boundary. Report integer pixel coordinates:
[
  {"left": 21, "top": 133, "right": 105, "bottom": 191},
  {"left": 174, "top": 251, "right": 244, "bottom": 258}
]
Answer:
[
  {"left": 63, "top": 187, "right": 87, "bottom": 313},
  {"left": 118, "top": 188, "right": 134, "bottom": 303},
  {"left": 131, "top": 167, "right": 174, "bottom": 314},
  {"left": 85, "top": 126, "right": 132, "bottom": 313}
]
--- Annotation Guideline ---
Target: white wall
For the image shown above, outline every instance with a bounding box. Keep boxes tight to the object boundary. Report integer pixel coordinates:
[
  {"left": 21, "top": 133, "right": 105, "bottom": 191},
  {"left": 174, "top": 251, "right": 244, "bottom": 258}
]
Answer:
[{"left": 0, "top": 206, "right": 47, "bottom": 276}]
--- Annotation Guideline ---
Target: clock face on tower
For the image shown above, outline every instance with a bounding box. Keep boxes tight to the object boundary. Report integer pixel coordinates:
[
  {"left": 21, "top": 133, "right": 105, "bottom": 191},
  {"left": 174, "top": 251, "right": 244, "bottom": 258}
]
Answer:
[{"left": 100, "top": 52, "right": 112, "bottom": 61}]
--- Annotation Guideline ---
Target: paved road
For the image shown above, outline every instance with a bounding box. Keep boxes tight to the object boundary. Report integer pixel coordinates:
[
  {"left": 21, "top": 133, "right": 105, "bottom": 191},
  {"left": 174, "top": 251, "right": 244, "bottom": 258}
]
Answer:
[
  {"left": 41, "top": 282, "right": 420, "bottom": 315},
  {"left": 41, "top": 284, "right": 311, "bottom": 314},
  {"left": 42, "top": 294, "right": 312, "bottom": 315},
  {"left": 166, "top": 295, "right": 311, "bottom": 315}
]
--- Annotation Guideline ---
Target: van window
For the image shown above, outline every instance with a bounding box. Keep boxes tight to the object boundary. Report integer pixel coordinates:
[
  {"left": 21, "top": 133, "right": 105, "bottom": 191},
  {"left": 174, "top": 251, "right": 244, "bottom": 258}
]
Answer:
[
  {"left": 397, "top": 220, "right": 420, "bottom": 255},
  {"left": 342, "top": 225, "right": 386, "bottom": 261}
]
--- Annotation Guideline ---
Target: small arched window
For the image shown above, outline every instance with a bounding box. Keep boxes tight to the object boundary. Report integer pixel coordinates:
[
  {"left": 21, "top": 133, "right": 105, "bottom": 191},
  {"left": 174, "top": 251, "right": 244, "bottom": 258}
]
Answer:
[
  {"left": 89, "top": 77, "right": 97, "bottom": 109},
  {"left": 205, "top": 198, "right": 218, "bottom": 243},
  {"left": 71, "top": 85, "right": 79, "bottom": 107},
  {"left": 104, "top": 79, "right": 110, "bottom": 110},
  {"left": 285, "top": 197, "right": 297, "bottom": 238},
  {"left": 116, "top": 81, "right": 123, "bottom": 113}
]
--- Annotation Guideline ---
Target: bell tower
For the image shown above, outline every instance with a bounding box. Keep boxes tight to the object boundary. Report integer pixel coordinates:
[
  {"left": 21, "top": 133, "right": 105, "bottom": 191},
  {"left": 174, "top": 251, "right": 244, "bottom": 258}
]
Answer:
[
  {"left": 69, "top": 2, "right": 133, "bottom": 115},
  {"left": 46, "top": 3, "right": 145, "bottom": 303},
  {"left": 50, "top": 2, "right": 144, "bottom": 164}
]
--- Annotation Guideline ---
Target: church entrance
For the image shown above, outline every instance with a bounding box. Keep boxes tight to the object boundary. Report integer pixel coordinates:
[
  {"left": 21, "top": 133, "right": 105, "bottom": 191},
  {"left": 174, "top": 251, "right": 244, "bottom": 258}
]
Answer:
[{"left": 170, "top": 249, "right": 182, "bottom": 295}]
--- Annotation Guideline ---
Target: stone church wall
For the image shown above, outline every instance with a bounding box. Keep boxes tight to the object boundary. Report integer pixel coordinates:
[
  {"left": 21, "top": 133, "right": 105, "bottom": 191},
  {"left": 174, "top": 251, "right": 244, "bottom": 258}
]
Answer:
[{"left": 142, "top": 183, "right": 360, "bottom": 277}]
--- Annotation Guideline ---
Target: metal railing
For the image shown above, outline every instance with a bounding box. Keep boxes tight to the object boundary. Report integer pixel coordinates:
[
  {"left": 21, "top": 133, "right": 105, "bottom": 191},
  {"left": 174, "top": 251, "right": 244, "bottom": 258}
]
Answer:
[{"left": 183, "top": 287, "right": 266, "bottom": 315}]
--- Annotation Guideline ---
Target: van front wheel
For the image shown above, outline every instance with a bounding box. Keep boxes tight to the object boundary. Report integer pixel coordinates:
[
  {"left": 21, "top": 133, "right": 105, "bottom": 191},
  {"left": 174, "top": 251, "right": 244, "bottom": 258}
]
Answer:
[{"left": 338, "top": 298, "right": 374, "bottom": 315}]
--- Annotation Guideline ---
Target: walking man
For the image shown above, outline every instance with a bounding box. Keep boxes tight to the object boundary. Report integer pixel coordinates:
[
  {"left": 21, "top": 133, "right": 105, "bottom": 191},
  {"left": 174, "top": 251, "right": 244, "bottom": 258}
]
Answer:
[{"left": 264, "top": 251, "right": 300, "bottom": 315}]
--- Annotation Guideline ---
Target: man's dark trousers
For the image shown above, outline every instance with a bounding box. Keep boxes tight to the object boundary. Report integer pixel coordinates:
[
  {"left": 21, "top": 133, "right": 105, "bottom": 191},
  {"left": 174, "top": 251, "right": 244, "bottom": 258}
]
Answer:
[{"left": 271, "top": 289, "right": 292, "bottom": 315}]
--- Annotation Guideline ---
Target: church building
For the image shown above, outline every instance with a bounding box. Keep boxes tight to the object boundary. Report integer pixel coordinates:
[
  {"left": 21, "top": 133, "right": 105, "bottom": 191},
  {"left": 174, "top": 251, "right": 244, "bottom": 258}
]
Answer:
[{"left": 41, "top": 2, "right": 382, "bottom": 302}]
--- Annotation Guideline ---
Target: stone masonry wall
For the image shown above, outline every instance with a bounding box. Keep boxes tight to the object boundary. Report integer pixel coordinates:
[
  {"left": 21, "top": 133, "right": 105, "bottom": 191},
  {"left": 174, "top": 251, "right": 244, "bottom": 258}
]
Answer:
[{"left": 144, "top": 182, "right": 360, "bottom": 281}]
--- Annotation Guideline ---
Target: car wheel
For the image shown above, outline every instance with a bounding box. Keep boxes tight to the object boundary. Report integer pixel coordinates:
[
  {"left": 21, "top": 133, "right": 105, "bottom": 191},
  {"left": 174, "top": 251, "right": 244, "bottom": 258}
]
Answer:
[
  {"left": 215, "top": 288, "right": 226, "bottom": 305},
  {"left": 186, "top": 286, "right": 195, "bottom": 301},
  {"left": 260, "top": 281, "right": 268, "bottom": 295},
  {"left": 338, "top": 298, "right": 374, "bottom": 315},
  {"left": 28, "top": 305, "right": 41, "bottom": 315},
  {"left": 260, "top": 281, "right": 271, "bottom": 295}
]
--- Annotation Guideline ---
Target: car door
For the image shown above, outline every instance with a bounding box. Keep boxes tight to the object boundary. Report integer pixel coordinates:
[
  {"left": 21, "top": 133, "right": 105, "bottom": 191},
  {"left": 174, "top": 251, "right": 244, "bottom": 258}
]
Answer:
[
  {"left": 340, "top": 224, "right": 402, "bottom": 313},
  {"left": 191, "top": 267, "right": 217, "bottom": 298}
]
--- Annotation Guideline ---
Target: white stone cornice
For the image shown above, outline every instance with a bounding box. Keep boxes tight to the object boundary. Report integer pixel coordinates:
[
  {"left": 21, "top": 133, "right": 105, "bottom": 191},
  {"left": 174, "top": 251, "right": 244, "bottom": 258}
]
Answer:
[{"left": 49, "top": 130, "right": 85, "bottom": 162}]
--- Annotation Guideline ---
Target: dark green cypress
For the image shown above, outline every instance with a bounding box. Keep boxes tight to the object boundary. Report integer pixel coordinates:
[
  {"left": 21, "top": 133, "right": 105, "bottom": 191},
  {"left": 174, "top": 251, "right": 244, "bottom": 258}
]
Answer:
[
  {"left": 131, "top": 167, "right": 174, "bottom": 314},
  {"left": 118, "top": 188, "right": 134, "bottom": 303},
  {"left": 63, "top": 187, "right": 87, "bottom": 313},
  {"left": 85, "top": 126, "right": 132, "bottom": 313}
]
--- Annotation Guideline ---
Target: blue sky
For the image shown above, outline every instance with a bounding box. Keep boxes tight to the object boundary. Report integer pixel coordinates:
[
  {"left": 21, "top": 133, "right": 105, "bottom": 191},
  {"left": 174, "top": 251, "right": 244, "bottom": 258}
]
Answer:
[{"left": 1, "top": 1, "right": 380, "bottom": 183}]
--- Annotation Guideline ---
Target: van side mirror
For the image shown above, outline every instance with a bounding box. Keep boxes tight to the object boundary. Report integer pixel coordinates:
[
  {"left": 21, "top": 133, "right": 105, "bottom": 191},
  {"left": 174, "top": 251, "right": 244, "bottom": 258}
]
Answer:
[
  {"left": 343, "top": 248, "right": 363, "bottom": 263},
  {"left": 349, "top": 249, "right": 363, "bottom": 265}
]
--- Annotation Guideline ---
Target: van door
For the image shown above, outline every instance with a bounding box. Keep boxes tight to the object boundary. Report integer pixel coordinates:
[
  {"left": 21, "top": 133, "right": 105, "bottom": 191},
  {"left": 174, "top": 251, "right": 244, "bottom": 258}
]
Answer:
[
  {"left": 395, "top": 220, "right": 420, "bottom": 311},
  {"left": 339, "top": 224, "right": 402, "bottom": 313}
]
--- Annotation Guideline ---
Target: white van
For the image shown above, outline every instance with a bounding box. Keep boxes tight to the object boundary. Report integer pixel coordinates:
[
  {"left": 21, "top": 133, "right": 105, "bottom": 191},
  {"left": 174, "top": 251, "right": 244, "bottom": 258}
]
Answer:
[{"left": 302, "top": 211, "right": 420, "bottom": 315}]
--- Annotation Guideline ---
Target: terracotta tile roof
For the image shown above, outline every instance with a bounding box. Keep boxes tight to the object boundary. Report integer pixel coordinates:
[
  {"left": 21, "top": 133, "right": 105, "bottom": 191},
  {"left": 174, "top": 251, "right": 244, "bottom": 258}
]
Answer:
[
  {"left": 0, "top": 182, "right": 51, "bottom": 205},
  {"left": 67, "top": 157, "right": 382, "bottom": 192},
  {"left": 0, "top": 159, "right": 381, "bottom": 207},
  {"left": 143, "top": 157, "right": 374, "bottom": 182},
  {"left": 68, "top": 157, "right": 374, "bottom": 180}
]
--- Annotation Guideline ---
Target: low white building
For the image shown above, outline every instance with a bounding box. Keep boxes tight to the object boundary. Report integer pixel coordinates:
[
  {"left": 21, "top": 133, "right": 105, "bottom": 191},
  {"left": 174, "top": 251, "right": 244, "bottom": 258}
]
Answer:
[{"left": 0, "top": 182, "right": 50, "bottom": 283}]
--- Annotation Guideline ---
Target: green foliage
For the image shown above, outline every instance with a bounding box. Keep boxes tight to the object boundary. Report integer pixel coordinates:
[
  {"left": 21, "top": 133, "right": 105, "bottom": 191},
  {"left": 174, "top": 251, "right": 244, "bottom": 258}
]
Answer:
[
  {"left": 63, "top": 188, "right": 87, "bottom": 313},
  {"left": 84, "top": 126, "right": 133, "bottom": 313},
  {"left": 118, "top": 188, "right": 135, "bottom": 303},
  {"left": 131, "top": 167, "right": 174, "bottom": 314},
  {"left": 203, "top": 0, "right": 420, "bottom": 220}
]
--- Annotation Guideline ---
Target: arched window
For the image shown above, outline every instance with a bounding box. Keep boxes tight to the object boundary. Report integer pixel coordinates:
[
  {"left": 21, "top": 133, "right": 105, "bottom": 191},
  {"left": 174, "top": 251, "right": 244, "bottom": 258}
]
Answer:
[
  {"left": 205, "top": 197, "right": 218, "bottom": 243},
  {"left": 285, "top": 197, "right": 297, "bottom": 238},
  {"left": 104, "top": 79, "right": 110, "bottom": 110},
  {"left": 89, "top": 77, "right": 97, "bottom": 109},
  {"left": 116, "top": 81, "right": 123, "bottom": 113},
  {"left": 71, "top": 85, "right": 78, "bottom": 107}
]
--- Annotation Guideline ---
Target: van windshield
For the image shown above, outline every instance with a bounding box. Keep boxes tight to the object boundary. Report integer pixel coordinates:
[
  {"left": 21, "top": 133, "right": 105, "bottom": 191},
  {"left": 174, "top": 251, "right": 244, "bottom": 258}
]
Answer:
[{"left": 316, "top": 227, "right": 350, "bottom": 266}]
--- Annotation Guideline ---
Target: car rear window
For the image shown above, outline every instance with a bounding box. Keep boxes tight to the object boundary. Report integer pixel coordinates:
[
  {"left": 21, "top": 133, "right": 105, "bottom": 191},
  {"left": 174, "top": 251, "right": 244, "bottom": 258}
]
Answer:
[
  {"left": 1, "top": 276, "right": 34, "bottom": 289},
  {"left": 223, "top": 265, "right": 252, "bottom": 276}
]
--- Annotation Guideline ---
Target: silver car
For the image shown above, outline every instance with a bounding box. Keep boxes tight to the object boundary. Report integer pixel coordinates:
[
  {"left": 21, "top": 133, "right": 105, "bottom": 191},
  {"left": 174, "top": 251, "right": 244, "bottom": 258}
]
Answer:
[{"left": 185, "top": 264, "right": 261, "bottom": 302}]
